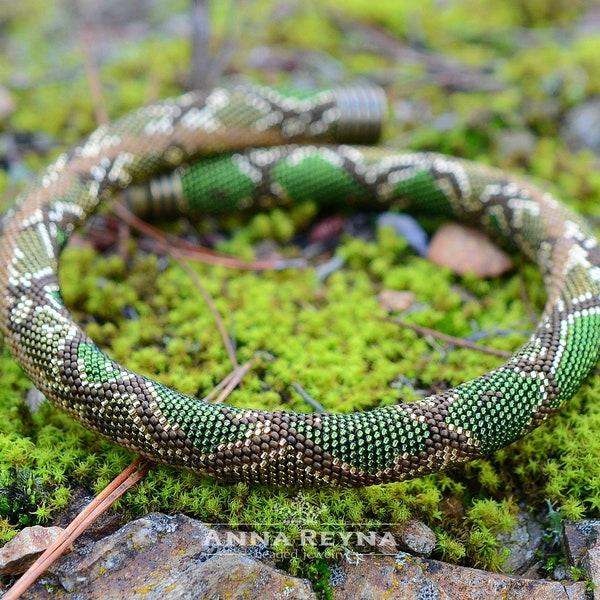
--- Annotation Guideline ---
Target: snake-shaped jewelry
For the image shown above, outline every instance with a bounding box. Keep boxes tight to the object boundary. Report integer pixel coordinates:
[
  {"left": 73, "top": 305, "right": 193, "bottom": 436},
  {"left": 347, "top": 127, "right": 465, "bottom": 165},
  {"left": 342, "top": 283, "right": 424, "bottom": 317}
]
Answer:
[{"left": 1, "top": 84, "right": 599, "bottom": 486}]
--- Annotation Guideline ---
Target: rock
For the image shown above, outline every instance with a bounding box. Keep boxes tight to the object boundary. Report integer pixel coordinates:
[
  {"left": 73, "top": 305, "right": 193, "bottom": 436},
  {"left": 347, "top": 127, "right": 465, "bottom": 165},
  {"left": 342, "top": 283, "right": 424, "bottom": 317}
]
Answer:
[
  {"left": 496, "top": 129, "right": 537, "bottom": 163},
  {"left": 496, "top": 511, "right": 543, "bottom": 574},
  {"left": 428, "top": 223, "right": 513, "bottom": 277},
  {"left": 331, "top": 554, "right": 447, "bottom": 600},
  {"left": 25, "top": 387, "right": 46, "bottom": 412},
  {"left": 330, "top": 554, "right": 587, "bottom": 600},
  {"left": 431, "top": 112, "right": 460, "bottom": 132},
  {"left": 567, "top": 520, "right": 600, "bottom": 600},
  {"left": 393, "top": 519, "right": 437, "bottom": 557},
  {"left": 309, "top": 215, "right": 346, "bottom": 242},
  {"left": 563, "top": 519, "right": 600, "bottom": 567},
  {"left": 5, "top": 513, "right": 596, "bottom": 599},
  {"left": 584, "top": 547, "right": 600, "bottom": 600},
  {"left": 18, "top": 513, "right": 316, "bottom": 600},
  {"left": 377, "top": 212, "right": 429, "bottom": 256},
  {"left": 0, "top": 525, "right": 65, "bottom": 576},
  {"left": 563, "top": 98, "right": 600, "bottom": 154},
  {"left": 253, "top": 239, "right": 284, "bottom": 260},
  {"left": 378, "top": 289, "right": 417, "bottom": 312},
  {"left": 425, "top": 558, "right": 587, "bottom": 600}
]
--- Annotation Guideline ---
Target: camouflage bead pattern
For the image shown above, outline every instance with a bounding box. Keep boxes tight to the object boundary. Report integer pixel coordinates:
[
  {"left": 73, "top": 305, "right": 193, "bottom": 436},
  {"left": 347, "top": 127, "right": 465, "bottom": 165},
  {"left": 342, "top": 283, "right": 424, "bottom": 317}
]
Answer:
[{"left": 1, "top": 83, "right": 600, "bottom": 486}]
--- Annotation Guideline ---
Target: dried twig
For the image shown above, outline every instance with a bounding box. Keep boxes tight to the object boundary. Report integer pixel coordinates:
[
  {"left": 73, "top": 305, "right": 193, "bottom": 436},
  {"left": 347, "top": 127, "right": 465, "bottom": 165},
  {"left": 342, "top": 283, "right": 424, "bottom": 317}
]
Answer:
[
  {"left": 210, "top": 359, "right": 253, "bottom": 404},
  {"left": 112, "top": 202, "right": 306, "bottom": 271},
  {"left": 517, "top": 257, "right": 539, "bottom": 323},
  {"left": 113, "top": 202, "right": 240, "bottom": 369},
  {"left": 4, "top": 458, "right": 153, "bottom": 600},
  {"left": 381, "top": 316, "right": 512, "bottom": 359},
  {"left": 172, "top": 251, "right": 239, "bottom": 370},
  {"left": 117, "top": 217, "right": 131, "bottom": 263}
]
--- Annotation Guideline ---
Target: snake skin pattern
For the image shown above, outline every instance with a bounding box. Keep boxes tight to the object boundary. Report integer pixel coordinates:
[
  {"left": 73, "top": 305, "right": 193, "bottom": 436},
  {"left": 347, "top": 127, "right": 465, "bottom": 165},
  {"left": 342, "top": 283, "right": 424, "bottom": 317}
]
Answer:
[{"left": 1, "top": 83, "right": 600, "bottom": 486}]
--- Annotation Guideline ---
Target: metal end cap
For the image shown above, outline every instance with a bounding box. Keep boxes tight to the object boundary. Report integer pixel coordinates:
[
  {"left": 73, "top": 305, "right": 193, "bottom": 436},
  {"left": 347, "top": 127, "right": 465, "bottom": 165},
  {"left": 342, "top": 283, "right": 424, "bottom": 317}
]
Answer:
[{"left": 332, "top": 85, "right": 388, "bottom": 144}]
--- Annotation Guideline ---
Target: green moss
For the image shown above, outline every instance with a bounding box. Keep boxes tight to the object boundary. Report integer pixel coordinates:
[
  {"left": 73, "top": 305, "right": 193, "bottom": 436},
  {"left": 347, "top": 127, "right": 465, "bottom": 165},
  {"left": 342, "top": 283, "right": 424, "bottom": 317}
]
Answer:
[{"left": 271, "top": 11, "right": 341, "bottom": 54}]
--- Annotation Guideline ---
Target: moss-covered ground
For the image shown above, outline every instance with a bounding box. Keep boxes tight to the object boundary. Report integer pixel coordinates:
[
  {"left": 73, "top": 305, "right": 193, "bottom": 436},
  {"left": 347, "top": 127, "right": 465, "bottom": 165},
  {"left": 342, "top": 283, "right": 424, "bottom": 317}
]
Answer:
[{"left": 2, "top": 0, "right": 600, "bottom": 589}]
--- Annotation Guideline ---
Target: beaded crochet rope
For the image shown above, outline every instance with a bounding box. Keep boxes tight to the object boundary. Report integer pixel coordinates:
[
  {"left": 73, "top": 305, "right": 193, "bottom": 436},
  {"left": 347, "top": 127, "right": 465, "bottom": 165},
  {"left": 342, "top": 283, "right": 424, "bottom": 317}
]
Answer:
[{"left": 1, "top": 83, "right": 600, "bottom": 487}]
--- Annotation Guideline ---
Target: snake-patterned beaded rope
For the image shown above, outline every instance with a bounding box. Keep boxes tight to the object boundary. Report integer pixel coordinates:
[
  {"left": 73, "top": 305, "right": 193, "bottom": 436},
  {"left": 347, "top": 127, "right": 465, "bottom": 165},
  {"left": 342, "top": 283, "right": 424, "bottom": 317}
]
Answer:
[{"left": 1, "top": 83, "right": 600, "bottom": 486}]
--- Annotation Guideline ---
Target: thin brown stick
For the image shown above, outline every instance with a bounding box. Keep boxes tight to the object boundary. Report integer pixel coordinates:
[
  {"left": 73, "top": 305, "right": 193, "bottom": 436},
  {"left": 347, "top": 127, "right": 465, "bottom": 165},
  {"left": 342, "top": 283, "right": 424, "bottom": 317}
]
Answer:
[
  {"left": 4, "top": 458, "right": 153, "bottom": 600},
  {"left": 381, "top": 316, "right": 513, "bottom": 359},
  {"left": 171, "top": 249, "right": 239, "bottom": 370},
  {"left": 112, "top": 201, "right": 304, "bottom": 271},
  {"left": 117, "top": 217, "right": 131, "bottom": 263},
  {"left": 212, "top": 359, "right": 253, "bottom": 404},
  {"left": 112, "top": 203, "right": 238, "bottom": 368},
  {"left": 201, "top": 359, "right": 253, "bottom": 403},
  {"left": 113, "top": 202, "right": 240, "bottom": 369},
  {"left": 518, "top": 257, "right": 539, "bottom": 323},
  {"left": 200, "top": 365, "right": 240, "bottom": 403}
]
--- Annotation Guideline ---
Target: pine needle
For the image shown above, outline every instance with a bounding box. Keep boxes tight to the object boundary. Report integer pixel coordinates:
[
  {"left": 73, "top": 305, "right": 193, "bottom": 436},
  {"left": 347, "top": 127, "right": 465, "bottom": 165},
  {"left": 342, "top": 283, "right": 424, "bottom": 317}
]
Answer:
[
  {"left": 3, "top": 458, "right": 153, "bottom": 600},
  {"left": 381, "top": 316, "right": 513, "bottom": 359}
]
